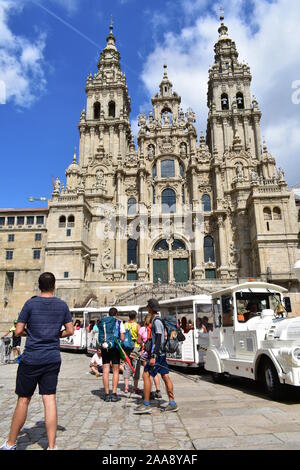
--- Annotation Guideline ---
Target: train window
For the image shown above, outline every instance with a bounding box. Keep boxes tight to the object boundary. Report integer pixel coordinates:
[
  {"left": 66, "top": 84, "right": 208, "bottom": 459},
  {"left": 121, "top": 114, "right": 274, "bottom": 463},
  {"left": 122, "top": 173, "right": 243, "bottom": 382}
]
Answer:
[{"left": 221, "top": 295, "right": 233, "bottom": 327}]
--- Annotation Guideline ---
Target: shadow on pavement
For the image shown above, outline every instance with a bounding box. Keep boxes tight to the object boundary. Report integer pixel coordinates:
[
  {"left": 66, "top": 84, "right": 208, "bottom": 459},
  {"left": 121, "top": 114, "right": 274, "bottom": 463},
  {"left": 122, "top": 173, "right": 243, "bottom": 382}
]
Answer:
[
  {"left": 170, "top": 364, "right": 300, "bottom": 404},
  {"left": 17, "top": 421, "right": 66, "bottom": 450}
]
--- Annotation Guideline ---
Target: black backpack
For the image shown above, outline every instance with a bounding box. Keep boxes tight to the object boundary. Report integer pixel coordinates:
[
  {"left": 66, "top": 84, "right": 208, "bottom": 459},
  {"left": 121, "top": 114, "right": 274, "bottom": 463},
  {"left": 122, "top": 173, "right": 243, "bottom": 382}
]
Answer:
[{"left": 153, "top": 317, "right": 185, "bottom": 354}]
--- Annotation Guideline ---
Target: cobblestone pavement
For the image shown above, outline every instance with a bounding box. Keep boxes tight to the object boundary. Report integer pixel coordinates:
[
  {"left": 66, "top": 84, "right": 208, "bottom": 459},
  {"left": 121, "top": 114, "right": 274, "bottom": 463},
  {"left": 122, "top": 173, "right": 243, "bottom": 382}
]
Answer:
[{"left": 1, "top": 351, "right": 300, "bottom": 450}]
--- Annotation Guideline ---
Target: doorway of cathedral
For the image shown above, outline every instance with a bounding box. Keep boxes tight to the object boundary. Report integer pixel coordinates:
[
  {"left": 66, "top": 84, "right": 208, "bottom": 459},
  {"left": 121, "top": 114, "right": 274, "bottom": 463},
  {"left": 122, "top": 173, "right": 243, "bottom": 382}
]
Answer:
[
  {"left": 153, "top": 259, "right": 169, "bottom": 284},
  {"left": 173, "top": 258, "right": 189, "bottom": 283},
  {"left": 152, "top": 239, "right": 189, "bottom": 284}
]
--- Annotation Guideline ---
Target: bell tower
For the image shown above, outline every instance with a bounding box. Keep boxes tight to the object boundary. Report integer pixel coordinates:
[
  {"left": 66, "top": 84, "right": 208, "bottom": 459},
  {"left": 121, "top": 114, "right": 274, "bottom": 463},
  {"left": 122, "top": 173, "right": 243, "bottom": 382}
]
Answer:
[
  {"left": 78, "top": 21, "right": 132, "bottom": 171},
  {"left": 207, "top": 14, "right": 262, "bottom": 161}
]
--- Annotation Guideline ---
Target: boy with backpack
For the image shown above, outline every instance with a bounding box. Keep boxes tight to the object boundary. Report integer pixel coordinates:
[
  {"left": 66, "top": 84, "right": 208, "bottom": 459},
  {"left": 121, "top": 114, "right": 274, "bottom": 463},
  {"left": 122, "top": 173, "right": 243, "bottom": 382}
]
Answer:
[
  {"left": 135, "top": 299, "right": 178, "bottom": 414},
  {"left": 98, "top": 307, "right": 125, "bottom": 402}
]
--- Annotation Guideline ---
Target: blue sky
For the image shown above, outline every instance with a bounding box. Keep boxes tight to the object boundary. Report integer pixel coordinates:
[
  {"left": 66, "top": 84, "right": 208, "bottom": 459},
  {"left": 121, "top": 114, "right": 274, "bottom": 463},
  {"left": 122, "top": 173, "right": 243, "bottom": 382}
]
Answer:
[{"left": 1, "top": 0, "right": 300, "bottom": 208}]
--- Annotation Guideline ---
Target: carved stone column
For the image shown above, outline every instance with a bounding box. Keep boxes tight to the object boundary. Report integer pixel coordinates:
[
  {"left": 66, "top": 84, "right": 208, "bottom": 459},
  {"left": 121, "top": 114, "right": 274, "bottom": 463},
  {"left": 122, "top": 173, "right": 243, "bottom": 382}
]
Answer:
[
  {"left": 90, "top": 126, "right": 95, "bottom": 160},
  {"left": 253, "top": 116, "right": 262, "bottom": 160},
  {"left": 222, "top": 118, "right": 228, "bottom": 152},
  {"left": 79, "top": 127, "right": 86, "bottom": 167},
  {"left": 109, "top": 125, "right": 114, "bottom": 157},
  {"left": 217, "top": 214, "right": 229, "bottom": 278},
  {"left": 243, "top": 116, "right": 250, "bottom": 150}
]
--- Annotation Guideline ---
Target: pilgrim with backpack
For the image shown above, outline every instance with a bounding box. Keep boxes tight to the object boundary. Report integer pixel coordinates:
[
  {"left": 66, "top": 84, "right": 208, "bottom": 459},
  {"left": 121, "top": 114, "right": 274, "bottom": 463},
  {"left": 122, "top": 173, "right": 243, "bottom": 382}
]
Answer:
[{"left": 98, "top": 307, "right": 125, "bottom": 402}]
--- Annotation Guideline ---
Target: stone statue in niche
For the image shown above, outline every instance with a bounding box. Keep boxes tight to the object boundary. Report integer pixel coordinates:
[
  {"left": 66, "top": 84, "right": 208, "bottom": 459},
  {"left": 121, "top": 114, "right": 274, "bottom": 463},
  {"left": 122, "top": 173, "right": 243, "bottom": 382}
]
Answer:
[
  {"left": 229, "top": 242, "right": 240, "bottom": 266},
  {"left": 147, "top": 144, "right": 155, "bottom": 159},
  {"left": 180, "top": 142, "right": 187, "bottom": 157},
  {"left": 163, "top": 111, "right": 171, "bottom": 126},
  {"left": 235, "top": 162, "right": 244, "bottom": 179},
  {"left": 95, "top": 169, "right": 106, "bottom": 190}
]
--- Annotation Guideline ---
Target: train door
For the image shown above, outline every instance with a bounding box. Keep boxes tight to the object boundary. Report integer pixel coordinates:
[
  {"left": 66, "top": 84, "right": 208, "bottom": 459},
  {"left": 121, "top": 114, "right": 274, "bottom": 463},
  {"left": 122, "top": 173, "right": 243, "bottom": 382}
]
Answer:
[{"left": 193, "top": 301, "right": 211, "bottom": 365}]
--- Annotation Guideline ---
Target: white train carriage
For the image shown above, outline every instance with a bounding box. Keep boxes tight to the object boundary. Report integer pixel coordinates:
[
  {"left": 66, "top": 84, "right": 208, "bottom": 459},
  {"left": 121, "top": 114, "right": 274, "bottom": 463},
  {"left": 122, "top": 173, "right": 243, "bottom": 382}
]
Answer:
[{"left": 60, "top": 305, "right": 140, "bottom": 354}]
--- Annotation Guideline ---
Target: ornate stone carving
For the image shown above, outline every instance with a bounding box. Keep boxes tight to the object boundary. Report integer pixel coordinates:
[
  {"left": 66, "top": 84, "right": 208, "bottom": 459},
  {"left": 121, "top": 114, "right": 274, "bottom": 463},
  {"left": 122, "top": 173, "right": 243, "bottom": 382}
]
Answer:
[
  {"left": 102, "top": 247, "right": 112, "bottom": 269},
  {"left": 157, "top": 136, "right": 175, "bottom": 154}
]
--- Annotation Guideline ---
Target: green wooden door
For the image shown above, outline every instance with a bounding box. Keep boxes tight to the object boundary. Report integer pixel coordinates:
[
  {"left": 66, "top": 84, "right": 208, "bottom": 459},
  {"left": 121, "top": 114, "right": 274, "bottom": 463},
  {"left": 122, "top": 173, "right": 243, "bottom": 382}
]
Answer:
[
  {"left": 205, "top": 269, "right": 216, "bottom": 279},
  {"left": 153, "top": 259, "right": 169, "bottom": 284},
  {"left": 173, "top": 258, "right": 189, "bottom": 283}
]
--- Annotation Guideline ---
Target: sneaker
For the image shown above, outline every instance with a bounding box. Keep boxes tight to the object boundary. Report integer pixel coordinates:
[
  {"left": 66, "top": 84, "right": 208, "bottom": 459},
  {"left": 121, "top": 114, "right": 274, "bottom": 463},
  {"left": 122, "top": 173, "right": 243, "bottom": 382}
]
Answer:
[
  {"left": 155, "top": 390, "right": 162, "bottom": 399},
  {"left": 134, "top": 403, "right": 152, "bottom": 414},
  {"left": 163, "top": 403, "right": 178, "bottom": 413},
  {"left": 47, "top": 446, "right": 58, "bottom": 450},
  {"left": 111, "top": 393, "right": 121, "bottom": 402},
  {"left": 104, "top": 394, "right": 111, "bottom": 402},
  {"left": 0, "top": 441, "right": 17, "bottom": 451}
]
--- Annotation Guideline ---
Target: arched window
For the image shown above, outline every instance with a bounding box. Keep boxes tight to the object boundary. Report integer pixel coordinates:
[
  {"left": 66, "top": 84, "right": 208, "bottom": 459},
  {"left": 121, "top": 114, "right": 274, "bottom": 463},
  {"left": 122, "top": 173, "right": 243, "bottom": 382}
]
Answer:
[
  {"left": 182, "top": 185, "right": 185, "bottom": 204},
  {"left": 67, "top": 215, "right": 75, "bottom": 227},
  {"left": 273, "top": 207, "right": 282, "bottom": 220},
  {"left": 172, "top": 239, "right": 186, "bottom": 251},
  {"left": 179, "top": 162, "right": 184, "bottom": 178},
  {"left": 161, "top": 188, "right": 176, "bottom": 213},
  {"left": 59, "top": 215, "right": 66, "bottom": 228},
  {"left": 221, "top": 93, "right": 229, "bottom": 110},
  {"left": 108, "top": 101, "right": 116, "bottom": 118},
  {"left": 263, "top": 207, "right": 272, "bottom": 220},
  {"left": 93, "top": 102, "right": 100, "bottom": 120},
  {"left": 204, "top": 236, "right": 215, "bottom": 263},
  {"left": 127, "top": 239, "right": 137, "bottom": 265},
  {"left": 202, "top": 194, "right": 211, "bottom": 212},
  {"left": 236, "top": 92, "right": 244, "bottom": 109},
  {"left": 128, "top": 197, "right": 136, "bottom": 216},
  {"left": 153, "top": 186, "right": 156, "bottom": 204},
  {"left": 161, "top": 159, "right": 175, "bottom": 178},
  {"left": 154, "top": 240, "right": 169, "bottom": 251}
]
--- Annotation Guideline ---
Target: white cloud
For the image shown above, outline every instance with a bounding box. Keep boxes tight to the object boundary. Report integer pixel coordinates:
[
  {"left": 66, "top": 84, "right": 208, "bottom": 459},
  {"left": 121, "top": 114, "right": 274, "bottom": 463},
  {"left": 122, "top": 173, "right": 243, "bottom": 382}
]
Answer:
[
  {"left": 139, "top": 0, "right": 300, "bottom": 185},
  {"left": 0, "top": 1, "right": 47, "bottom": 107}
]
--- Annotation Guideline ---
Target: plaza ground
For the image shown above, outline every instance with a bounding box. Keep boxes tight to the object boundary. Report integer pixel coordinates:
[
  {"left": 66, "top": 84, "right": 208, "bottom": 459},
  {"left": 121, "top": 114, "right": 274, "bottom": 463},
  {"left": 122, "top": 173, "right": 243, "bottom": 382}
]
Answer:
[{"left": 1, "top": 351, "right": 300, "bottom": 450}]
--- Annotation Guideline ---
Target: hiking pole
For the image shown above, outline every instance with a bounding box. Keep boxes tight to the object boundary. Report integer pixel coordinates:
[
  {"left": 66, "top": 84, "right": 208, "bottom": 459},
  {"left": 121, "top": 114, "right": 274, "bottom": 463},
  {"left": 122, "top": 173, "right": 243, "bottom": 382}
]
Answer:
[{"left": 114, "top": 338, "right": 136, "bottom": 375}]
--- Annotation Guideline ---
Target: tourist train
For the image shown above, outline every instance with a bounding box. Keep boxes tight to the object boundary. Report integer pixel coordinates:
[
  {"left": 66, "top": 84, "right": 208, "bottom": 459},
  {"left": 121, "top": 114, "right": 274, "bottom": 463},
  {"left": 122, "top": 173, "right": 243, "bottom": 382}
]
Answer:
[{"left": 60, "top": 280, "right": 300, "bottom": 400}]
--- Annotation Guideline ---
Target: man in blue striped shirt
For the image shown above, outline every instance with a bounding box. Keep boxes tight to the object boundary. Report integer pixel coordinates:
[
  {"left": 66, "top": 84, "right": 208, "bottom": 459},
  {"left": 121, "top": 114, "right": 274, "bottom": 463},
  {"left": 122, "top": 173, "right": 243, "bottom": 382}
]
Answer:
[{"left": 0, "top": 272, "right": 74, "bottom": 451}]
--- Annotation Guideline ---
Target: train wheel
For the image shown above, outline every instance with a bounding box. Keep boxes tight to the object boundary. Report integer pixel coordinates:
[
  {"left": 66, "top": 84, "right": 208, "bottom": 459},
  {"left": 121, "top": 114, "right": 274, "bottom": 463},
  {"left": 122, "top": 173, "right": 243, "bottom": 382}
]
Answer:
[
  {"left": 211, "top": 371, "right": 226, "bottom": 384},
  {"left": 263, "top": 359, "right": 284, "bottom": 401}
]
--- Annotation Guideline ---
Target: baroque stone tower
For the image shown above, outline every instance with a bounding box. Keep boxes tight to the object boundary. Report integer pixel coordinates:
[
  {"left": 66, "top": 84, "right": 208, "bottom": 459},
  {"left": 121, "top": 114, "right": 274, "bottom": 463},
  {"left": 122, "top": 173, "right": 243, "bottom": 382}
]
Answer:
[{"left": 43, "top": 18, "right": 299, "bottom": 307}]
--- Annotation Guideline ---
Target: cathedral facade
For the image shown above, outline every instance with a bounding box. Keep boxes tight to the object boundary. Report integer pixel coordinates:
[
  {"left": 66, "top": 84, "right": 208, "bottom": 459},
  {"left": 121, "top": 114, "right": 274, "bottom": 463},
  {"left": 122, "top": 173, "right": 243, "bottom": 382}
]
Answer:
[{"left": 1, "top": 17, "right": 299, "bottom": 321}]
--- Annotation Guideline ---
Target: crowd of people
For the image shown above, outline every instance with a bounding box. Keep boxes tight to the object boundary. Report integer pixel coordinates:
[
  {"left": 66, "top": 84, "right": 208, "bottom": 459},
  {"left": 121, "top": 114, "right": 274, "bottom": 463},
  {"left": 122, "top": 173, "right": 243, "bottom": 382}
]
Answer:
[
  {"left": 87, "top": 311, "right": 213, "bottom": 401},
  {"left": 89, "top": 302, "right": 176, "bottom": 414}
]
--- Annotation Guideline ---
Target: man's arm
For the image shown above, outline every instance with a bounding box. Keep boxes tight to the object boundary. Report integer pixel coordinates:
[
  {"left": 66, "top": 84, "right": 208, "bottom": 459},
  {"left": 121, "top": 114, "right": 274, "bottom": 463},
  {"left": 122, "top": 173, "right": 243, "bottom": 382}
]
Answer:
[
  {"left": 60, "top": 322, "right": 74, "bottom": 338},
  {"left": 119, "top": 321, "right": 125, "bottom": 343},
  {"left": 15, "top": 323, "right": 27, "bottom": 337},
  {"left": 151, "top": 319, "right": 163, "bottom": 356}
]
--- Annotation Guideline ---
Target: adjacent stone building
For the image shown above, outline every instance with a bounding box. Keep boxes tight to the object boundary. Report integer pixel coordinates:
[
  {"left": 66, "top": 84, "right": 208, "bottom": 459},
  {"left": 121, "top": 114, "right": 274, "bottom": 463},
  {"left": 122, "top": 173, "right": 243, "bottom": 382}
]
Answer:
[
  {"left": 1, "top": 17, "right": 299, "bottom": 323},
  {"left": 0, "top": 209, "right": 48, "bottom": 321}
]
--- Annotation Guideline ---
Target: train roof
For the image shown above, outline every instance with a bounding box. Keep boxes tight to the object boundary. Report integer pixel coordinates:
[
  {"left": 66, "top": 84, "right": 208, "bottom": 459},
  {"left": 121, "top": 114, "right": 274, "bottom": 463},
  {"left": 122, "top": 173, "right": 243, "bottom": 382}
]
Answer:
[{"left": 211, "top": 282, "right": 287, "bottom": 298}]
